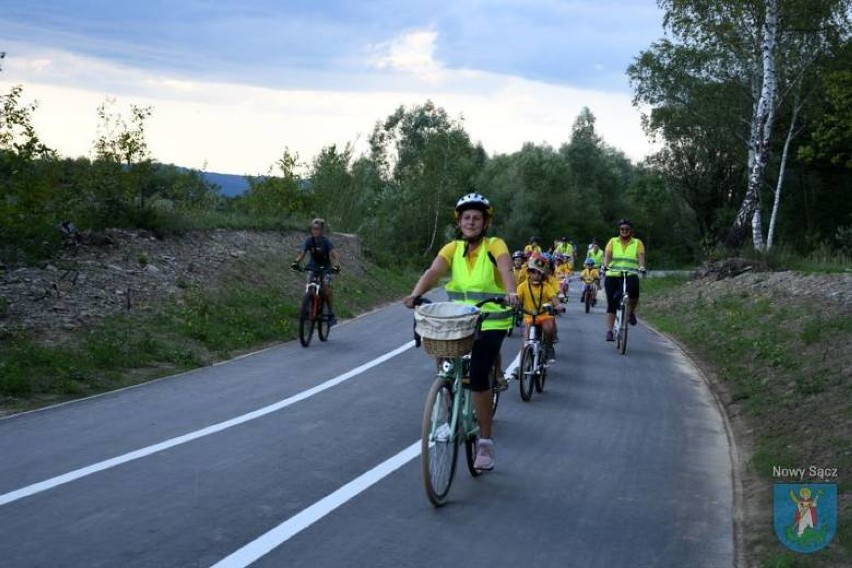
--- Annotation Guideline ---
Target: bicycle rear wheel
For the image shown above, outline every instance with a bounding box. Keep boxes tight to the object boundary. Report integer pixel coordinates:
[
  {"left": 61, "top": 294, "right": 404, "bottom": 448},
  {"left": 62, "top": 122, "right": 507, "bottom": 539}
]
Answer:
[
  {"left": 422, "top": 378, "right": 459, "bottom": 506},
  {"left": 463, "top": 394, "right": 482, "bottom": 478},
  {"left": 519, "top": 344, "right": 535, "bottom": 402},
  {"left": 298, "top": 293, "right": 316, "bottom": 347},
  {"left": 317, "top": 297, "right": 331, "bottom": 341}
]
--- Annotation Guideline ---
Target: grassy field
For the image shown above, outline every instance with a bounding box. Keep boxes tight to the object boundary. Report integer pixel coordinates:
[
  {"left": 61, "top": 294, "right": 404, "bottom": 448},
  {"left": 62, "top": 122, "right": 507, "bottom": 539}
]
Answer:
[{"left": 641, "top": 273, "right": 850, "bottom": 568}]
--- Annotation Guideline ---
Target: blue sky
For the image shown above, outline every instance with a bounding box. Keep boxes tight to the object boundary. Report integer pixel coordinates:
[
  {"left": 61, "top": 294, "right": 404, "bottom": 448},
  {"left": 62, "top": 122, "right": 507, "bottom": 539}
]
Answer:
[{"left": 1, "top": 1, "right": 666, "bottom": 175}]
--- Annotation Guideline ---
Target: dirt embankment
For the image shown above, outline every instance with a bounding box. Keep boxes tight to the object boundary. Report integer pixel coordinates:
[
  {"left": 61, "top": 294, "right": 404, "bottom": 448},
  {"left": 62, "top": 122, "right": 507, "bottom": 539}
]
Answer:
[{"left": 0, "top": 228, "right": 365, "bottom": 343}]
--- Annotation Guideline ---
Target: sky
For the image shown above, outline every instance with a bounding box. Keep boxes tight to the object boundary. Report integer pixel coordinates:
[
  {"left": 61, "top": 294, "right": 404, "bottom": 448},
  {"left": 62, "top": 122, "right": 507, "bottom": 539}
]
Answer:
[{"left": 0, "top": 1, "right": 666, "bottom": 176}]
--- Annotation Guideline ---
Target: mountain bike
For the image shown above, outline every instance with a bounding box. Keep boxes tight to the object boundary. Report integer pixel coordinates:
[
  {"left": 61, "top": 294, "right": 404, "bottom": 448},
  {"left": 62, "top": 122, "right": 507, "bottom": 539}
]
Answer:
[
  {"left": 611, "top": 268, "right": 641, "bottom": 355},
  {"left": 413, "top": 297, "right": 509, "bottom": 506},
  {"left": 517, "top": 304, "right": 557, "bottom": 401},
  {"left": 292, "top": 266, "right": 331, "bottom": 347}
]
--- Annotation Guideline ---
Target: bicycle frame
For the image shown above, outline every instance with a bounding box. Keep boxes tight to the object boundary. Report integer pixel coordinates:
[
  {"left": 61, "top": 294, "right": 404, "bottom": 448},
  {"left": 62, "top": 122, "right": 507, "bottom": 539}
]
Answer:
[
  {"left": 610, "top": 269, "right": 641, "bottom": 355},
  {"left": 518, "top": 306, "right": 551, "bottom": 401},
  {"left": 304, "top": 272, "right": 323, "bottom": 318}
]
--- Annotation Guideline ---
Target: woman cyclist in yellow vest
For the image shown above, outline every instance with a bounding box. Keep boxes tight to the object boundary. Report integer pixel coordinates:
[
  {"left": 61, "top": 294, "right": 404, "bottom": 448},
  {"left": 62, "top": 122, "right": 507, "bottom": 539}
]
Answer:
[
  {"left": 602, "top": 219, "right": 646, "bottom": 342},
  {"left": 404, "top": 193, "right": 518, "bottom": 472}
]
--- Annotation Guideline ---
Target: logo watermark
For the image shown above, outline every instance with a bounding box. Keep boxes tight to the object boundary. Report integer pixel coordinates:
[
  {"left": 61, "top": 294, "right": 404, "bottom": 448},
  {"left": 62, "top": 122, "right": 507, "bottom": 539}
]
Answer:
[{"left": 773, "top": 483, "right": 837, "bottom": 553}]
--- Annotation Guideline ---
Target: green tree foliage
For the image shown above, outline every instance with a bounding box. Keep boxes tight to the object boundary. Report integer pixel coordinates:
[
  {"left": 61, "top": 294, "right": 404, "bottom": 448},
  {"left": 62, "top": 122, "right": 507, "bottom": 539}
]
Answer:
[
  {"left": 630, "top": 0, "right": 851, "bottom": 251},
  {"left": 308, "top": 144, "right": 360, "bottom": 233},
  {"left": 365, "top": 100, "right": 484, "bottom": 262},
  {"left": 0, "top": 79, "right": 61, "bottom": 262},
  {"left": 243, "top": 149, "right": 309, "bottom": 220}
]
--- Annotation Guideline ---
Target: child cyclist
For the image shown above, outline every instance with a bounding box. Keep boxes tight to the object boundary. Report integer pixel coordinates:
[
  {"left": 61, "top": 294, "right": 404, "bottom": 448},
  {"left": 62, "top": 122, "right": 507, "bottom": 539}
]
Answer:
[
  {"left": 553, "top": 252, "right": 572, "bottom": 302},
  {"left": 511, "top": 250, "right": 527, "bottom": 285},
  {"left": 579, "top": 257, "right": 599, "bottom": 306},
  {"left": 516, "top": 255, "right": 565, "bottom": 364}
]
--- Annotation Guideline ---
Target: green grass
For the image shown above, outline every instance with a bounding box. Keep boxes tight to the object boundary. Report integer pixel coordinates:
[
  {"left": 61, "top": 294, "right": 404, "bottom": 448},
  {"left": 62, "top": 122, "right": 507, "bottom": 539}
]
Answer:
[{"left": 642, "top": 274, "right": 851, "bottom": 567}]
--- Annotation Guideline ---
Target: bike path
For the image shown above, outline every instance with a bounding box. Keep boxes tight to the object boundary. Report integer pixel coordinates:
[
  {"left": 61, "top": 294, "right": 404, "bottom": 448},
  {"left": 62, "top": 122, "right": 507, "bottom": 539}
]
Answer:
[{"left": 0, "top": 293, "right": 733, "bottom": 567}]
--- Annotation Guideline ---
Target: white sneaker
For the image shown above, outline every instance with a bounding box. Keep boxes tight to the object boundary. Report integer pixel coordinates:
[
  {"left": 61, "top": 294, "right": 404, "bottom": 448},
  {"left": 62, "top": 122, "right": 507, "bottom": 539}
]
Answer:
[{"left": 473, "top": 438, "right": 495, "bottom": 471}]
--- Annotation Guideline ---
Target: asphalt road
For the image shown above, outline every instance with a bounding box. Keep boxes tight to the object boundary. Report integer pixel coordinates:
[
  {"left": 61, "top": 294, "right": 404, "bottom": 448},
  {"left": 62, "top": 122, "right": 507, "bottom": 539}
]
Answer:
[{"left": 0, "top": 286, "right": 734, "bottom": 568}]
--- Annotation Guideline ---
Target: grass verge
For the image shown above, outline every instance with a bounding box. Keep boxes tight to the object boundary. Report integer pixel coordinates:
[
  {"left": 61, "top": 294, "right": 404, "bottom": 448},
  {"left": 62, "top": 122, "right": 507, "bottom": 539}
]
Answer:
[{"left": 642, "top": 274, "right": 850, "bottom": 568}]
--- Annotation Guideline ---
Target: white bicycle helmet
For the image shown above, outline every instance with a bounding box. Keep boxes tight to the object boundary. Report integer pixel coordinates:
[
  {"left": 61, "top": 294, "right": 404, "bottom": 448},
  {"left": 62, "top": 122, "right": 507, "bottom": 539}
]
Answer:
[{"left": 454, "top": 193, "right": 493, "bottom": 219}]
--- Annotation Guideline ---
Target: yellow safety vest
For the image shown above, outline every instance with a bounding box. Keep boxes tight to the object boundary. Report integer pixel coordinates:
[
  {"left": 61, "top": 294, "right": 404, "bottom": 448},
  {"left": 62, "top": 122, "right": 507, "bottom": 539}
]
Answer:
[
  {"left": 606, "top": 237, "right": 640, "bottom": 275},
  {"left": 588, "top": 248, "right": 603, "bottom": 267},
  {"left": 445, "top": 239, "right": 513, "bottom": 331}
]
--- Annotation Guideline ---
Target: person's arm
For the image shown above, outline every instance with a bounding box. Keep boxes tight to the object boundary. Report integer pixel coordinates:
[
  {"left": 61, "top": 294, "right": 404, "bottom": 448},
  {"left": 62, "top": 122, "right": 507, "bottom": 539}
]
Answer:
[
  {"left": 602, "top": 241, "right": 613, "bottom": 269},
  {"left": 404, "top": 256, "right": 450, "bottom": 308},
  {"left": 330, "top": 244, "right": 340, "bottom": 269},
  {"left": 495, "top": 252, "right": 519, "bottom": 307},
  {"left": 292, "top": 239, "right": 308, "bottom": 267}
]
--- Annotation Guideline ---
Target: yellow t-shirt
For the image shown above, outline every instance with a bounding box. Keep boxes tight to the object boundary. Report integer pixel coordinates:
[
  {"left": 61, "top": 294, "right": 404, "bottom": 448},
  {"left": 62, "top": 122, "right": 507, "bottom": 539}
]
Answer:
[
  {"left": 523, "top": 244, "right": 542, "bottom": 257},
  {"left": 513, "top": 266, "right": 527, "bottom": 285},
  {"left": 555, "top": 263, "right": 571, "bottom": 280},
  {"left": 580, "top": 267, "right": 599, "bottom": 284},
  {"left": 516, "top": 278, "right": 559, "bottom": 322},
  {"left": 438, "top": 238, "right": 511, "bottom": 290}
]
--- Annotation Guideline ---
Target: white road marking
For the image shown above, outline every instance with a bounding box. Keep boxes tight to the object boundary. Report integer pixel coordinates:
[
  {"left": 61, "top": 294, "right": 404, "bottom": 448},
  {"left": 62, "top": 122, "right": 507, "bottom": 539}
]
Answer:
[
  {"left": 212, "top": 442, "right": 421, "bottom": 568},
  {"left": 212, "top": 348, "right": 522, "bottom": 566},
  {"left": 0, "top": 341, "right": 415, "bottom": 507}
]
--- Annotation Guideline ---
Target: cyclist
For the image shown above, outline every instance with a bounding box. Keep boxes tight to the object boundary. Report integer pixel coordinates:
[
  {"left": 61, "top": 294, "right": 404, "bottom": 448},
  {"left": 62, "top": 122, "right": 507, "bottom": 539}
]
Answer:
[
  {"left": 523, "top": 236, "right": 542, "bottom": 259},
  {"left": 553, "top": 252, "right": 571, "bottom": 302},
  {"left": 587, "top": 239, "right": 604, "bottom": 270},
  {"left": 579, "top": 257, "right": 599, "bottom": 306},
  {"left": 554, "top": 236, "right": 575, "bottom": 271},
  {"left": 601, "top": 219, "right": 646, "bottom": 341},
  {"left": 511, "top": 249, "right": 527, "bottom": 285},
  {"left": 404, "top": 193, "right": 518, "bottom": 471},
  {"left": 292, "top": 218, "right": 341, "bottom": 326},
  {"left": 516, "top": 255, "right": 565, "bottom": 364}
]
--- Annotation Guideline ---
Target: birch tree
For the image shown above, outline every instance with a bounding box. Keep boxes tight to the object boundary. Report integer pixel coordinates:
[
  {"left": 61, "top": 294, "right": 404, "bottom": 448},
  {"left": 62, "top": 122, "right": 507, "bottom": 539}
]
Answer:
[{"left": 630, "top": 0, "right": 851, "bottom": 250}]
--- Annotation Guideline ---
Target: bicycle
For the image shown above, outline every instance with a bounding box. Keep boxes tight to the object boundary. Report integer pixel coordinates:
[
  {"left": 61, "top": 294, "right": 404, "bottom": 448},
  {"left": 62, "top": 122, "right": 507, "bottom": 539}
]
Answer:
[
  {"left": 517, "top": 304, "right": 558, "bottom": 401},
  {"left": 413, "top": 296, "right": 508, "bottom": 506},
  {"left": 581, "top": 281, "right": 597, "bottom": 313},
  {"left": 610, "top": 268, "right": 642, "bottom": 355},
  {"left": 292, "top": 266, "right": 332, "bottom": 347}
]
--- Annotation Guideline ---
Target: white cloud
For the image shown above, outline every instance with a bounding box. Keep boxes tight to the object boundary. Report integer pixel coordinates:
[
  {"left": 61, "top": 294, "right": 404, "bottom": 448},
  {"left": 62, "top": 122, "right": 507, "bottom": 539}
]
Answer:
[{"left": 1, "top": 43, "right": 654, "bottom": 175}]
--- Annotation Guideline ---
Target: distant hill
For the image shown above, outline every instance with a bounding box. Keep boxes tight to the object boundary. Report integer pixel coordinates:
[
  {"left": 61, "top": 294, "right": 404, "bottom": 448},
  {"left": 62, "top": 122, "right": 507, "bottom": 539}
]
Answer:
[{"left": 200, "top": 171, "right": 250, "bottom": 197}]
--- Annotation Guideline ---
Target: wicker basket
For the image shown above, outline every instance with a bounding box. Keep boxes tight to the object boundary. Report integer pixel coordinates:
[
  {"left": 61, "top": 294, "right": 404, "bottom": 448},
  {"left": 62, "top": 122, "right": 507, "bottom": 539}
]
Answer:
[
  {"left": 421, "top": 335, "right": 475, "bottom": 358},
  {"left": 414, "top": 302, "right": 480, "bottom": 358}
]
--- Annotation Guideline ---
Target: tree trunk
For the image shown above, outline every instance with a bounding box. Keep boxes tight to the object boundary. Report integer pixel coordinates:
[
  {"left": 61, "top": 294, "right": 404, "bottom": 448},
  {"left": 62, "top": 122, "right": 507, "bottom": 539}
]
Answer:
[
  {"left": 728, "top": 0, "right": 779, "bottom": 250},
  {"left": 767, "top": 101, "right": 801, "bottom": 250}
]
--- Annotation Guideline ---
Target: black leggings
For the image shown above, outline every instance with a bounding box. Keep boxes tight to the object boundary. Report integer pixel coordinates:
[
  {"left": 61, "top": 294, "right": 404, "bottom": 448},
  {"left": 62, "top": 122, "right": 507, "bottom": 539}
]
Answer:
[
  {"left": 468, "top": 329, "right": 506, "bottom": 392},
  {"left": 604, "top": 275, "right": 640, "bottom": 314}
]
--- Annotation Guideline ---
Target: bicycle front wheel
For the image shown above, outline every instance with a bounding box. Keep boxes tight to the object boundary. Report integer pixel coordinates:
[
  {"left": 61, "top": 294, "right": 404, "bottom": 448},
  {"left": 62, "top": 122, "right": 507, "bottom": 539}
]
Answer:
[
  {"left": 519, "top": 344, "right": 535, "bottom": 402},
  {"left": 617, "top": 305, "right": 628, "bottom": 354},
  {"left": 421, "top": 378, "right": 459, "bottom": 507},
  {"left": 535, "top": 350, "right": 548, "bottom": 393},
  {"left": 490, "top": 352, "right": 502, "bottom": 418},
  {"left": 298, "top": 293, "right": 316, "bottom": 347},
  {"left": 317, "top": 297, "right": 331, "bottom": 342},
  {"left": 585, "top": 288, "right": 592, "bottom": 313}
]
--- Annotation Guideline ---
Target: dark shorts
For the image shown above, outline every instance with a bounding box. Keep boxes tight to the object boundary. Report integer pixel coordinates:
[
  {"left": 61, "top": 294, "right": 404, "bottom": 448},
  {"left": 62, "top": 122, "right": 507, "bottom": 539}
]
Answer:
[
  {"left": 604, "top": 274, "right": 640, "bottom": 314},
  {"left": 307, "top": 267, "right": 333, "bottom": 285},
  {"left": 468, "top": 329, "right": 506, "bottom": 392}
]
